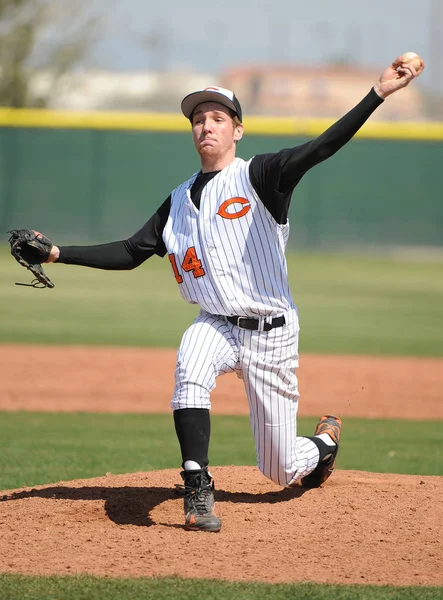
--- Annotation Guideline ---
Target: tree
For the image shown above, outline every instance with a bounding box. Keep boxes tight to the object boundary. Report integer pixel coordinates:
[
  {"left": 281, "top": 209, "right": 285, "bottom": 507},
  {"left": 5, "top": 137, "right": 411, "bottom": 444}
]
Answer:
[{"left": 0, "top": 0, "right": 100, "bottom": 107}]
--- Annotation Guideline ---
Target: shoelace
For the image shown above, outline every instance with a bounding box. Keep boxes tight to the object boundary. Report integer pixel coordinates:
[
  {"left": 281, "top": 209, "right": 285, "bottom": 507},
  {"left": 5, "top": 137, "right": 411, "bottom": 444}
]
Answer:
[{"left": 185, "top": 482, "right": 213, "bottom": 514}]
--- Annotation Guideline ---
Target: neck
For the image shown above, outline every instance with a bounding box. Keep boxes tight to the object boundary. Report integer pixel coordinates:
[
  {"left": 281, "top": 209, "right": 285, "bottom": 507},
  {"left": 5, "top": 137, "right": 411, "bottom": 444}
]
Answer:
[{"left": 200, "top": 152, "right": 236, "bottom": 174}]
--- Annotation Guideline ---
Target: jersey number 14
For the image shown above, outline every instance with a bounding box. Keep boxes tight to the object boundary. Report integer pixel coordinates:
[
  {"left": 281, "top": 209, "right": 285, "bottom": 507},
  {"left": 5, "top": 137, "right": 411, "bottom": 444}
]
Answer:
[{"left": 168, "top": 247, "right": 205, "bottom": 283}]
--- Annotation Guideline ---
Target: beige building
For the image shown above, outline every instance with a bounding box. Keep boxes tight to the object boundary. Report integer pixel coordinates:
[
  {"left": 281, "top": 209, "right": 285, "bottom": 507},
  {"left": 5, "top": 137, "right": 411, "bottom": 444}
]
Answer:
[{"left": 221, "top": 64, "right": 425, "bottom": 121}]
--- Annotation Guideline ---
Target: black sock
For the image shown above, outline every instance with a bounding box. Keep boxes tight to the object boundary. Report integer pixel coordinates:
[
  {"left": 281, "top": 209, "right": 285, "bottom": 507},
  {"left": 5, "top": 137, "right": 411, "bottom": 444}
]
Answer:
[
  {"left": 307, "top": 436, "right": 334, "bottom": 463},
  {"left": 173, "top": 408, "right": 210, "bottom": 469}
]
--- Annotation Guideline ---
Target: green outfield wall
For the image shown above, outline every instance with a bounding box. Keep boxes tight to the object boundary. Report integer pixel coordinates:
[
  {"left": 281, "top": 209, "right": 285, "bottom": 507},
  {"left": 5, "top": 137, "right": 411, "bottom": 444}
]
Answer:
[{"left": 0, "top": 109, "right": 442, "bottom": 250}]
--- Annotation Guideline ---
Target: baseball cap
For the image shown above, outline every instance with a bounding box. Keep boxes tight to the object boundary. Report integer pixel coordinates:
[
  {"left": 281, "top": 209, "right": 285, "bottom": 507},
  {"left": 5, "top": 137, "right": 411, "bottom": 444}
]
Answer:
[{"left": 181, "top": 86, "right": 242, "bottom": 122}]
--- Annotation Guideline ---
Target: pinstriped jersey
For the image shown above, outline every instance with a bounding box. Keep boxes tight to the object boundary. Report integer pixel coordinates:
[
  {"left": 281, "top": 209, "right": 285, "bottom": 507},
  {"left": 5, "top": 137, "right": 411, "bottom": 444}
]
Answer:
[{"left": 162, "top": 157, "right": 295, "bottom": 317}]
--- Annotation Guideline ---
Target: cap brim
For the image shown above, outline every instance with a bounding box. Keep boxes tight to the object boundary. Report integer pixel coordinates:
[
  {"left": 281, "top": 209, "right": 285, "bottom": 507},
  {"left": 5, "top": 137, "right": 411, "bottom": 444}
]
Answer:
[{"left": 181, "top": 91, "right": 238, "bottom": 119}]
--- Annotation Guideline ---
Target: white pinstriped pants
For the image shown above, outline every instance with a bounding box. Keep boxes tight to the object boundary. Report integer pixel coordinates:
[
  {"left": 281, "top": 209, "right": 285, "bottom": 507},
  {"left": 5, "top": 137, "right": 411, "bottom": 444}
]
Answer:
[{"left": 171, "top": 309, "right": 320, "bottom": 486}]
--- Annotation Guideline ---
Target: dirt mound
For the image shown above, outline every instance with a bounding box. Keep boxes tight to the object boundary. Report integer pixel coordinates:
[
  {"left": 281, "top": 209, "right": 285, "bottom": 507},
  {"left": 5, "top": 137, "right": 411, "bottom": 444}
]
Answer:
[{"left": 0, "top": 466, "right": 441, "bottom": 586}]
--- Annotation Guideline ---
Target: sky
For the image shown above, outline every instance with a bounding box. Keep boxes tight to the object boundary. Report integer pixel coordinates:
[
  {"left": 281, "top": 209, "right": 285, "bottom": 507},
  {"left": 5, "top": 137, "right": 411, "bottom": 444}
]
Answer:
[{"left": 85, "top": 0, "right": 441, "bottom": 93}]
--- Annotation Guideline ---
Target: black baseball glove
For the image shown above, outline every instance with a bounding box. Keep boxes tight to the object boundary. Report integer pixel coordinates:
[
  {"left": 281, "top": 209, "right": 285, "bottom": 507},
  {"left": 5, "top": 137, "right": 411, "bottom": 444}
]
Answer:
[{"left": 8, "top": 229, "right": 55, "bottom": 288}]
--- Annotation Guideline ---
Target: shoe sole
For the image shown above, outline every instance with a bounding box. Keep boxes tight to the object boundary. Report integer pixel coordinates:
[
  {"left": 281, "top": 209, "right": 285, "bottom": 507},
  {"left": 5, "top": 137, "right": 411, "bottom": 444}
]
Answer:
[
  {"left": 185, "top": 513, "right": 221, "bottom": 532},
  {"left": 185, "top": 523, "right": 222, "bottom": 532},
  {"left": 315, "top": 415, "right": 342, "bottom": 444},
  {"left": 185, "top": 520, "right": 221, "bottom": 532}
]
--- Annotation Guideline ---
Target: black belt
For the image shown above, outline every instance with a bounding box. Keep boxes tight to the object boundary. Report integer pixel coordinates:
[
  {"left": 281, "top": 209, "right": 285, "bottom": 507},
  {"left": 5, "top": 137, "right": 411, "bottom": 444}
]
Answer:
[{"left": 226, "top": 315, "right": 286, "bottom": 332}]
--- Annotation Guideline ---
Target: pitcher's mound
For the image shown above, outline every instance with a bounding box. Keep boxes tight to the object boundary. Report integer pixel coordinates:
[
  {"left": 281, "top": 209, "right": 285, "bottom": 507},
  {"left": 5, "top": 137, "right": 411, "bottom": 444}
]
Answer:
[{"left": 0, "top": 466, "right": 441, "bottom": 586}]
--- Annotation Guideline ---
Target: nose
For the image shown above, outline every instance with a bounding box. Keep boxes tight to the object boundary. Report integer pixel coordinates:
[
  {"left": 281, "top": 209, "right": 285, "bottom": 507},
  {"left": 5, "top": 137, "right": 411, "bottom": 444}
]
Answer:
[{"left": 202, "top": 120, "right": 213, "bottom": 134}]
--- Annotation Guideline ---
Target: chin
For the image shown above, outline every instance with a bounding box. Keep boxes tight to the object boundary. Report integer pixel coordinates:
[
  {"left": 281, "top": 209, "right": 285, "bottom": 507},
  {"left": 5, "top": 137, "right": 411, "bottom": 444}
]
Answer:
[{"left": 198, "top": 146, "right": 216, "bottom": 157}]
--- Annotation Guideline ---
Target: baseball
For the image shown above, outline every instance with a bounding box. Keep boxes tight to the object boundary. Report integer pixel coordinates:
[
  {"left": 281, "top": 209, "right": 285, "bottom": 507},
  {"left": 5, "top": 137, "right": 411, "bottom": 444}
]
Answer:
[{"left": 401, "top": 52, "right": 422, "bottom": 71}]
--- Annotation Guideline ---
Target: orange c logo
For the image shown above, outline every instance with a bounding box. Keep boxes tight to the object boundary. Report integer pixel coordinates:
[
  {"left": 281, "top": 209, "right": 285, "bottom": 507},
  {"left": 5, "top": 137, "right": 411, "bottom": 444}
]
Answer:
[{"left": 217, "top": 197, "right": 251, "bottom": 219}]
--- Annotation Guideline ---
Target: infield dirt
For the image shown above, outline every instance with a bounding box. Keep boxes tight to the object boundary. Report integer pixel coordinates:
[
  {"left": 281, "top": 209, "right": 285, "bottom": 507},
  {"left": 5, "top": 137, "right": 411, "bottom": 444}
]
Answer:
[
  {"left": 0, "top": 345, "right": 442, "bottom": 586},
  {"left": 1, "top": 344, "right": 442, "bottom": 419}
]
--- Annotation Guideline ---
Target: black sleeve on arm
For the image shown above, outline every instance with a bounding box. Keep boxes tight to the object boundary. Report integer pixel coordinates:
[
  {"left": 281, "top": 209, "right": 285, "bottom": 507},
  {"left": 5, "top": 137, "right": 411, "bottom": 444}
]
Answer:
[
  {"left": 58, "top": 196, "right": 171, "bottom": 269},
  {"left": 250, "top": 88, "right": 384, "bottom": 224}
]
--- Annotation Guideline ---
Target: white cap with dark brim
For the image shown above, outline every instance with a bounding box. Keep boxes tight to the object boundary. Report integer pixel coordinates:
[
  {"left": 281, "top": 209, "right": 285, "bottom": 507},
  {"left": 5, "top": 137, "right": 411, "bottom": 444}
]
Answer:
[{"left": 181, "top": 86, "right": 242, "bottom": 122}]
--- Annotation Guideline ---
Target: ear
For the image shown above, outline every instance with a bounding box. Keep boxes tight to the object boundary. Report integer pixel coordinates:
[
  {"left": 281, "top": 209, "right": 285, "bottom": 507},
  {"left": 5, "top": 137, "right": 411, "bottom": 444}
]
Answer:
[{"left": 234, "top": 123, "right": 244, "bottom": 143}]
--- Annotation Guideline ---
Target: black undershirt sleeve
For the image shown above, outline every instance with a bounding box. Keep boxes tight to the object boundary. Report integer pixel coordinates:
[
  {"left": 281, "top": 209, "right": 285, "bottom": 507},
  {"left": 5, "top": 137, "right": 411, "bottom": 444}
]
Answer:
[
  {"left": 249, "top": 87, "right": 384, "bottom": 224},
  {"left": 58, "top": 196, "right": 171, "bottom": 269}
]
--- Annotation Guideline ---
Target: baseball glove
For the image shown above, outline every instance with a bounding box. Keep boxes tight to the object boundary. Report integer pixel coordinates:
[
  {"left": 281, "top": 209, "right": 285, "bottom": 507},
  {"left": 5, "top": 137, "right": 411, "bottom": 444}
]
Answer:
[{"left": 8, "top": 229, "right": 55, "bottom": 288}]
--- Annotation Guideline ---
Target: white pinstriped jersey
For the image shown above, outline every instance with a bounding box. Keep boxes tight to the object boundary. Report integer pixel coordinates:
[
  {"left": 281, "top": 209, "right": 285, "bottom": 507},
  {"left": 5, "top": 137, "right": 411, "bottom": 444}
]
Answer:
[{"left": 162, "top": 157, "right": 296, "bottom": 317}]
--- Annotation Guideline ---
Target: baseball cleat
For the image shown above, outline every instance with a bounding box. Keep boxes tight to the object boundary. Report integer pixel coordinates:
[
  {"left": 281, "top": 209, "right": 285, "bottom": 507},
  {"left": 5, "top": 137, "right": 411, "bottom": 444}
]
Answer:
[
  {"left": 180, "top": 468, "right": 221, "bottom": 532},
  {"left": 301, "top": 415, "right": 342, "bottom": 489},
  {"left": 313, "top": 414, "right": 342, "bottom": 445}
]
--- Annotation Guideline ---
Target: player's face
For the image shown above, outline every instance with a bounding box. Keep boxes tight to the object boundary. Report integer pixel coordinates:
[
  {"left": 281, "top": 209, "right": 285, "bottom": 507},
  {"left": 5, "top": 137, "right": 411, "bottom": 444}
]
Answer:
[{"left": 191, "top": 102, "right": 243, "bottom": 161}]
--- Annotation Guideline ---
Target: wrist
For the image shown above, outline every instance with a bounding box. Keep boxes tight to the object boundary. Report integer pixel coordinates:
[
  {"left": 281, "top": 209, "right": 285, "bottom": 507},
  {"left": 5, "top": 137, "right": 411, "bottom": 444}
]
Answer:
[
  {"left": 373, "top": 83, "right": 387, "bottom": 100},
  {"left": 46, "top": 245, "right": 60, "bottom": 263}
]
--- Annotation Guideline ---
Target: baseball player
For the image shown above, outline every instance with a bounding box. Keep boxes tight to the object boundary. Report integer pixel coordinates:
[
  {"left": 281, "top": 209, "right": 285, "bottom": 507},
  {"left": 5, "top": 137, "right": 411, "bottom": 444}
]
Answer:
[{"left": 40, "top": 54, "right": 423, "bottom": 532}]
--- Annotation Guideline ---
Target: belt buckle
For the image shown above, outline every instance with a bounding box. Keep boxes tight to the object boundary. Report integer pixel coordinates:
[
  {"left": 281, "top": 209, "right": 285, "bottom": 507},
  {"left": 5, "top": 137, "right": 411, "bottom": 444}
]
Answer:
[
  {"left": 261, "top": 316, "right": 273, "bottom": 332},
  {"left": 237, "top": 317, "right": 249, "bottom": 330}
]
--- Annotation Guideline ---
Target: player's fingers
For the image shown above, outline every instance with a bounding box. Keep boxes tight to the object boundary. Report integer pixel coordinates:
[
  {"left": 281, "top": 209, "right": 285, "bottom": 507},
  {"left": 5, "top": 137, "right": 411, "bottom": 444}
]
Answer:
[
  {"left": 391, "top": 55, "right": 404, "bottom": 69},
  {"left": 397, "top": 63, "right": 416, "bottom": 80},
  {"left": 398, "top": 58, "right": 425, "bottom": 78}
]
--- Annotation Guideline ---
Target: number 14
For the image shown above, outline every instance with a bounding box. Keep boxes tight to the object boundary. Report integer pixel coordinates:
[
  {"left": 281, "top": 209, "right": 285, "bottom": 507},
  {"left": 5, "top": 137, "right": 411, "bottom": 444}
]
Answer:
[{"left": 168, "top": 247, "right": 206, "bottom": 283}]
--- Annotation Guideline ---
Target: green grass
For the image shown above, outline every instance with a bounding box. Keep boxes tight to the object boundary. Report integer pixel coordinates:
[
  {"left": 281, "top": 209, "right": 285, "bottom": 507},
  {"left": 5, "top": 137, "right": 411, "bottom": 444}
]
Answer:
[
  {"left": 1, "top": 246, "right": 442, "bottom": 356},
  {"left": 1, "top": 413, "right": 442, "bottom": 491},
  {"left": 0, "top": 574, "right": 440, "bottom": 600},
  {"left": 292, "top": 253, "right": 443, "bottom": 356}
]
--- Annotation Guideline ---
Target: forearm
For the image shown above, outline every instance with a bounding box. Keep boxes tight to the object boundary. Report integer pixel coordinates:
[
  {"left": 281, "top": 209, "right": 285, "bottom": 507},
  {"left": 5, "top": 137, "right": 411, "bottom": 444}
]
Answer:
[{"left": 55, "top": 240, "right": 151, "bottom": 270}]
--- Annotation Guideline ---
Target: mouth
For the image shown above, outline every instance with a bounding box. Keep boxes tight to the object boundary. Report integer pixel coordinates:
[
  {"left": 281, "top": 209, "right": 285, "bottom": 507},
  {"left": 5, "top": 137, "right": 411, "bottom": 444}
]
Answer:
[{"left": 200, "top": 138, "right": 216, "bottom": 146}]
